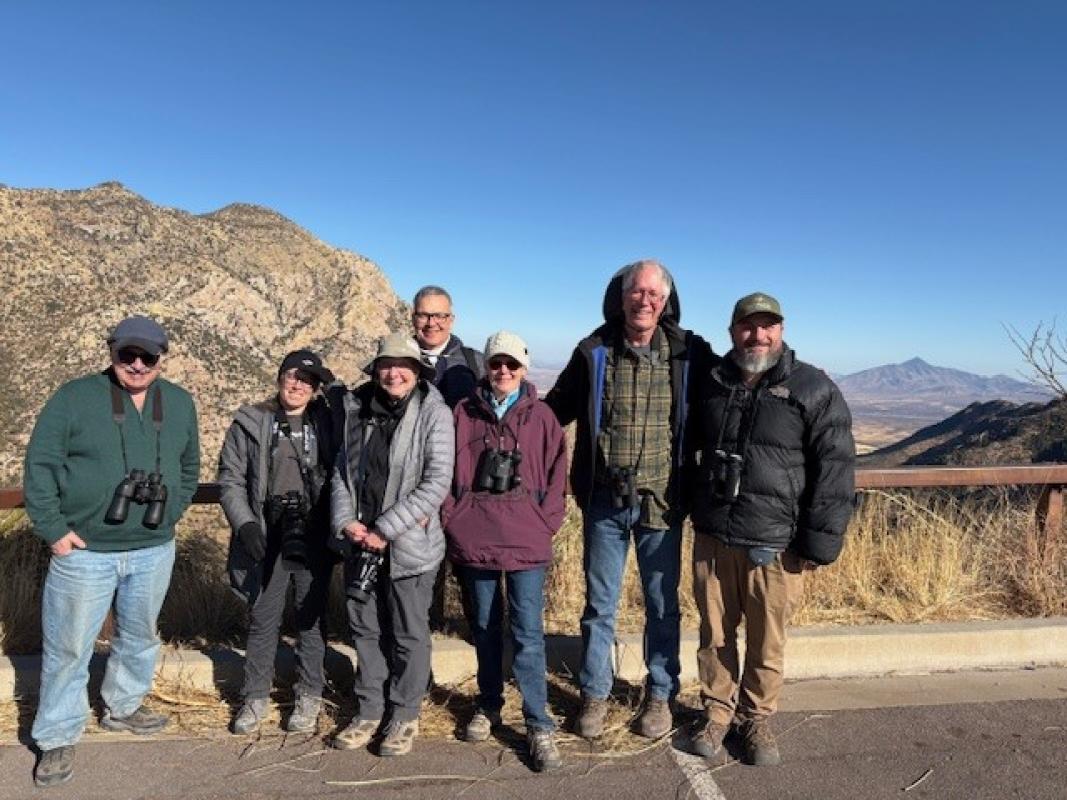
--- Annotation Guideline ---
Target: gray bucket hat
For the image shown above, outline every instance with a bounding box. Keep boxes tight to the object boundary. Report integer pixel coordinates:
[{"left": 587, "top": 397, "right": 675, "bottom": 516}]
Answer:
[{"left": 363, "top": 332, "right": 435, "bottom": 381}]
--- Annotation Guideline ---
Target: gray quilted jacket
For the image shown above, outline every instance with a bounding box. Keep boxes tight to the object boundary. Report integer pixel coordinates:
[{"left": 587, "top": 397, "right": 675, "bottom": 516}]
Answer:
[{"left": 330, "top": 380, "right": 454, "bottom": 579}]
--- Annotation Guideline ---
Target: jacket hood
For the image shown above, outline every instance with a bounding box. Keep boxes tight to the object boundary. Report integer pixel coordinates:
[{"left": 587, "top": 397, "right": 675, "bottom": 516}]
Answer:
[{"left": 601, "top": 264, "right": 682, "bottom": 326}]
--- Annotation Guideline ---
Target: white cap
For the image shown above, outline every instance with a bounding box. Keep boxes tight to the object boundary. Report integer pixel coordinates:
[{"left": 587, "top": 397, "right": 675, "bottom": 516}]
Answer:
[{"left": 484, "top": 330, "right": 530, "bottom": 369}]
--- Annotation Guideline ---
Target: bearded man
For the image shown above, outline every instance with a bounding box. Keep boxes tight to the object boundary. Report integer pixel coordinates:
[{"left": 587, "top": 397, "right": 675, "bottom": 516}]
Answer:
[{"left": 686, "top": 292, "right": 855, "bottom": 766}]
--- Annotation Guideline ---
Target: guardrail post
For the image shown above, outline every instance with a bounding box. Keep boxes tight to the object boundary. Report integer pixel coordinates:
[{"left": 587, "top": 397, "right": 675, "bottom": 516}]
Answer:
[{"left": 1036, "top": 484, "right": 1064, "bottom": 547}]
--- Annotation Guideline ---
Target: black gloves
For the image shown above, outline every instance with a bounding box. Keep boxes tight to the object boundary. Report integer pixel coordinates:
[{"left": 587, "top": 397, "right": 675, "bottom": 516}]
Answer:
[{"left": 238, "top": 521, "right": 266, "bottom": 561}]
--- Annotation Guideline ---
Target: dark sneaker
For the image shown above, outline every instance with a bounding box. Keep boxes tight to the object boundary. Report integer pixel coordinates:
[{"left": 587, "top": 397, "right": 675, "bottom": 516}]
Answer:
[
  {"left": 34, "top": 746, "right": 75, "bottom": 788},
  {"left": 100, "top": 705, "right": 169, "bottom": 735},
  {"left": 331, "top": 718, "right": 381, "bottom": 751},
  {"left": 738, "top": 717, "right": 781, "bottom": 766},
  {"left": 232, "top": 698, "right": 270, "bottom": 735},
  {"left": 635, "top": 697, "right": 673, "bottom": 739},
  {"left": 463, "top": 708, "right": 502, "bottom": 742},
  {"left": 528, "top": 729, "right": 563, "bottom": 772},
  {"left": 379, "top": 719, "right": 419, "bottom": 757},
  {"left": 285, "top": 694, "right": 321, "bottom": 733},
  {"left": 690, "top": 719, "right": 729, "bottom": 760},
  {"left": 575, "top": 695, "right": 608, "bottom": 739}
]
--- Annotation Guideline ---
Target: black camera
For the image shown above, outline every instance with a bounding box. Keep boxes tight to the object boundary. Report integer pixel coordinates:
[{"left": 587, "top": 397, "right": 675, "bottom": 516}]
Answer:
[
  {"left": 607, "top": 465, "right": 639, "bottom": 509},
  {"left": 348, "top": 546, "right": 385, "bottom": 601},
  {"left": 266, "top": 490, "right": 309, "bottom": 563},
  {"left": 710, "top": 449, "right": 744, "bottom": 503},
  {"left": 475, "top": 447, "right": 523, "bottom": 494},
  {"left": 105, "top": 469, "right": 168, "bottom": 528}
]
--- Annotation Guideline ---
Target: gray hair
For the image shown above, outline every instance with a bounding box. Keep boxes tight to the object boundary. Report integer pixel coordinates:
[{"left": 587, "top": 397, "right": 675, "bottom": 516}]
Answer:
[
  {"left": 620, "top": 259, "right": 672, "bottom": 296},
  {"left": 412, "top": 285, "right": 453, "bottom": 308}
]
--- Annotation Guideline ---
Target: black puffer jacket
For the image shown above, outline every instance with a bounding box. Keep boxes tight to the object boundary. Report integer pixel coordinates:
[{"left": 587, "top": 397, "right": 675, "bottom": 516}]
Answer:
[{"left": 688, "top": 347, "right": 855, "bottom": 565}]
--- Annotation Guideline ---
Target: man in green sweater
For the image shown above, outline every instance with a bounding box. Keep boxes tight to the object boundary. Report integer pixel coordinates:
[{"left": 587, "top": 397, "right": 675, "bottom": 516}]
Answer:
[{"left": 23, "top": 316, "right": 200, "bottom": 788}]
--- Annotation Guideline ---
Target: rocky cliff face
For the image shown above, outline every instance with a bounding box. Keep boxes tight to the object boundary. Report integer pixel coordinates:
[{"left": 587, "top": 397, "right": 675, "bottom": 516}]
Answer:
[{"left": 0, "top": 182, "right": 409, "bottom": 482}]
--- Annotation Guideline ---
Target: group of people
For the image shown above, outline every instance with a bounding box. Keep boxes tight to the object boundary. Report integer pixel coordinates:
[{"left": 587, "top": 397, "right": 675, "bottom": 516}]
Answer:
[{"left": 22, "top": 259, "right": 856, "bottom": 788}]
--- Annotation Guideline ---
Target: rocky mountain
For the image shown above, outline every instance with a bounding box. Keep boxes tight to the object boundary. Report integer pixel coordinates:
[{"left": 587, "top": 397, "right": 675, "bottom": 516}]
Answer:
[
  {"left": 0, "top": 182, "right": 409, "bottom": 483},
  {"left": 861, "top": 397, "right": 1067, "bottom": 467}
]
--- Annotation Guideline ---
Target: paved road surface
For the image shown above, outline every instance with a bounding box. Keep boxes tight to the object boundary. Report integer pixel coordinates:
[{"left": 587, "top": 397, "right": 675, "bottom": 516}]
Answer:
[{"left": 2, "top": 669, "right": 1065, "bottom": 799}]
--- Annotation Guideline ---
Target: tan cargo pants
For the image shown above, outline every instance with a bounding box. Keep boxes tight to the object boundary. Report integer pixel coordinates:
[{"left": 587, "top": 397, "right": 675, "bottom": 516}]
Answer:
[{"left": 692, "top": 533, "right": 806, "bottom": 726}]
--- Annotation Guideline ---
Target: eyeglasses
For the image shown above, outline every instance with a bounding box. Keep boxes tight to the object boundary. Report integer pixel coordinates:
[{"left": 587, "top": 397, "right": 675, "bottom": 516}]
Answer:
[
  {"left": 116, "top": 348, "right": 160, "bottom": 367},
  {"left": 281, "top": 369, "right": 319, "bottom": 388},
  {"left": 488, "top": 357, "right": 523, "bottom": 372},
  {"left": 627, "top": 288, "right": 666, "bottom": 304},
  {"left": 413, "top": 312, "right": 453, "bottom": 323}
]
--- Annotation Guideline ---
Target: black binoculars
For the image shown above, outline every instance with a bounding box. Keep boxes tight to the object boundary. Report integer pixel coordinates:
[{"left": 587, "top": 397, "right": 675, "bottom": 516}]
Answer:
[
  {"left": 105, "top": 469, "right": 167, "bottom": 528},
  {"left": 475, "top": 447, "right": 523, "bottom": 494},
  {"left": 710, "top": 449, "right": 744, "bottom": 503}
]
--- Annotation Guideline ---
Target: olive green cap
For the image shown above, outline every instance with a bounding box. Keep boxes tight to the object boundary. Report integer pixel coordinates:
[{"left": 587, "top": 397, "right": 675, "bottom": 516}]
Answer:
[{"left": 731, "top": 292, "right": 784, "bottom": 325}]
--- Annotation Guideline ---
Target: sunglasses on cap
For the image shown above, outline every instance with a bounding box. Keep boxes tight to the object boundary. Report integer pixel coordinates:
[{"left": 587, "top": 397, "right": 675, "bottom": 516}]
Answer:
[
  {"left": 116, "top": 348, "right": 161, "bottom": 367},
  {"left": 487, "top": 357, "right": 524, "bottom": 372}
]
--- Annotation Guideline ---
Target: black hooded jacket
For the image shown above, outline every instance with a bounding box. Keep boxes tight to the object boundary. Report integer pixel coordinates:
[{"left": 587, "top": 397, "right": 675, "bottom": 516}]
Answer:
[
  {"left": 687, "top": 347, "right": 856, "bottom": 565},
  {"left": 544, "top": 268, "right": 713, "bottom": 514}
]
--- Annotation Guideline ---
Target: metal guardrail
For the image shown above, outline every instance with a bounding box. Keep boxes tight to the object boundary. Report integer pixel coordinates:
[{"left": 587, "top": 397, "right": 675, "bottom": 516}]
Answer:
[{"left": 3, "top": 464, "right": 1065, "bottom": 539}]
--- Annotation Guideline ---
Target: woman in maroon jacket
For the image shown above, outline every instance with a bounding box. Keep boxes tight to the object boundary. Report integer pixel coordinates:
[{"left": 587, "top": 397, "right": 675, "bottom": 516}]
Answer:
[{"left": 442, "top": 330, "right": 568, "bottom": 772}]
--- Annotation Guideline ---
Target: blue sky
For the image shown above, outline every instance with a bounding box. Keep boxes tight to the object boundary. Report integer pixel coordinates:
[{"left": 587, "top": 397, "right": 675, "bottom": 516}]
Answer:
[{"left": 2, "top": 1, "right": 1064, "bottom": 375}]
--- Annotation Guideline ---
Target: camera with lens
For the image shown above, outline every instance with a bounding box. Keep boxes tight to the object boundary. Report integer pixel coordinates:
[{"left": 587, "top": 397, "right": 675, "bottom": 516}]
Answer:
[
  {"left": 266, "top": 490, "right": 309, "bottom": 563},
  {"left": 105, "top": 469, "right": 168, "bottom": 528},
  {"left": 710, "top": 449, "right": 744, "bottom": 503},
  {"left": 348, "top": 546, "right": 385, "bottom": 602},
  {"left": 607, "top": 465, "right": 639, "bottom": 509},
  {"left": 475, "top": 447, "right": 523, "bottom": 494}
]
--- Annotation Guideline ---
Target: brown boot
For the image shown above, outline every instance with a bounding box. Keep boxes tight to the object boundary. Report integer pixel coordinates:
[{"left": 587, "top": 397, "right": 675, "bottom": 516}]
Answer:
[
  {"left": 635, "top": 697, "right": 673, "bottom": 739},
  {"left": 737, "top": 717, "right": 781, "bottom": 766},
  {"left": 575, "top": 695, "right": 609, "bottom": 739}
]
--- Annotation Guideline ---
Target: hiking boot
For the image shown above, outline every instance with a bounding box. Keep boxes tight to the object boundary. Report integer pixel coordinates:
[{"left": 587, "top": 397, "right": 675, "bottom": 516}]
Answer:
[
  {"left": 285, "top": 694, "right": 322, "bottom": 733},
  {"left": 738, "top": 717, "right": 781, "bottom": 766},
  {"left": 100, "top": 705, "right": 169, "bottom": 735},
  {"left": 231, "top": 698, "right": 270, "bottom": 735},
  {"left": 527, "top": 729, "right": 563, "bottom": 772},
  {"left": 379, "top": 719, "right": 419, "bottom": 757},
  {"left": 463, "top": 708, "right": 502, "bottom": 742},
  {"left": 331, "top": 718, "right": 381, "bottom": 751},
  {"left": 34, "top": 746, "right": 75, "bottom": 788},
  {"left": 635, "top": 696, "right": 673, "bottom": 739},
  {"left": 690, "top": 719, "right": 729, "bottom": 760},
  {"left": 575, "top": 695, "right": 608, "bottom": 739}
]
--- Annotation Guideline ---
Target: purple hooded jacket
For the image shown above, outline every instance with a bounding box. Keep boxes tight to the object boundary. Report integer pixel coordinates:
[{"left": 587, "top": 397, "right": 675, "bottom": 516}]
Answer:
[{"left": 442, "top": 381, "right": 568, "bottom": 571}]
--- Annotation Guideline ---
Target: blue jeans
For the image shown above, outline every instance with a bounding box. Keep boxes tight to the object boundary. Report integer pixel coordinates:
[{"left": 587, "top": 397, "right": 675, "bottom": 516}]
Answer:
[
  {"left": 463, "top": 565, "right": 554, "bottom": 732},
  {"left": 32, "top": 540, "right": 176, "bottom": 750},
  {"left": 580, "top": 490, "right": 682, "bottom": 701}
]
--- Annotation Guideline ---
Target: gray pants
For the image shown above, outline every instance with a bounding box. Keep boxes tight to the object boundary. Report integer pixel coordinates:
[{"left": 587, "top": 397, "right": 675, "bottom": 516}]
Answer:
[
  {"left": 242, "top": 555, "right": 331, "bottom": 701},
  {"left": 346, "top": 569, "right": 435, "bottom": 722}
]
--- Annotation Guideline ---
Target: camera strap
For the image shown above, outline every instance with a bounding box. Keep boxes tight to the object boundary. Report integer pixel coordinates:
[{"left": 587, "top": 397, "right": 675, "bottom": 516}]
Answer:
[{"left": 110, "top": 380, "right": 164, "bottom": 476}]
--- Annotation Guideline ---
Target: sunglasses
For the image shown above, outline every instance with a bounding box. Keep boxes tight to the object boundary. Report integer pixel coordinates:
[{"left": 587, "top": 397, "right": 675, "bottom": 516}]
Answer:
[
  {"left": 116, "top": 348, "right": 160, "bottom": 367},
  {"left": 488, "top": 357, "right": 523, "bottom": 372}
]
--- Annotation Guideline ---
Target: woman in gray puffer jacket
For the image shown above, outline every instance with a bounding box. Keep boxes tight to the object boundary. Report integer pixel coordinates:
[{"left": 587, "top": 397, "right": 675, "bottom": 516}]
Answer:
[
  {"left": 218, "top": 350, "right": 338, "bottom": 737},
  {"left": 328, "top": 333, "right": 454, "bottom": 758}
]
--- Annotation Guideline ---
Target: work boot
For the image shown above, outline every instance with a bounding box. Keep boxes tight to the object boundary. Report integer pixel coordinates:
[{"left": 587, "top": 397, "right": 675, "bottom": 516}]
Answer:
[
  {"left": 231, "top": 698, "right": 270, "bottom": 735},
  {"left": 379, "top": 719, "right": 419, "bottom": 756},
  {"left": 737, "top": 717, "right": 781, "bottom": 766},
  {"left": 575, "top": 694, "right": 609, "bottom": 739},
  {"left": 689, "top": 719, "right": 729, "bottom": 760},
  {"left": 34, "top": 746, "right": 75, "bottom": 788},
  {"left": 100, "top": 705, "right": 169, "bottom": 735},
  {"left": 331, "top": 718, "right": 381, "bottom": 750},
  {"left": 463, "top": 708, "right": 502, "bottom": 742},
  {"left": 634, "top": 696, "right": 673, "bottom": 739},
  {"left": 527, "top": 729, "right": 563, "bottom": 772},
  {"left": 285, "top": 694, "right": 322, "bottom": 733}
]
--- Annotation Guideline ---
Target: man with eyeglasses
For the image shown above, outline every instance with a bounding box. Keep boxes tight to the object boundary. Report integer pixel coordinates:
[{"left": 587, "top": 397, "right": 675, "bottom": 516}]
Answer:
[
  {"left": 23, "top": 315, "right": 199, "bottom": 788},
  {"left": 546, "top": 260, "right": 712, "bottom": 741},
  {"left": 411, "top": 285, "right": 484, "bottom": 409}
]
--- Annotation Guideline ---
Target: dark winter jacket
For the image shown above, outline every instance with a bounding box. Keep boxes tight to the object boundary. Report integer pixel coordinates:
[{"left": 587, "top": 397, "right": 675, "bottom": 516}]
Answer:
[
  {"left": 330, "top": 380, "right": 454, "bottom": 580},
  {"left": 442, "top": 381, "right": 568, "bottom": 571},
  {"left": 544, "top": 269, "right": 713, "bottom": 515},
  {"left": 218, "top": 395, "right": 337, "bottom": 603},
  {"left": 688, "top": 347, "right": 856, "bottom": 565},
  {"left": 431, "top": 335, "right": 485, "bottom": 408}
]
